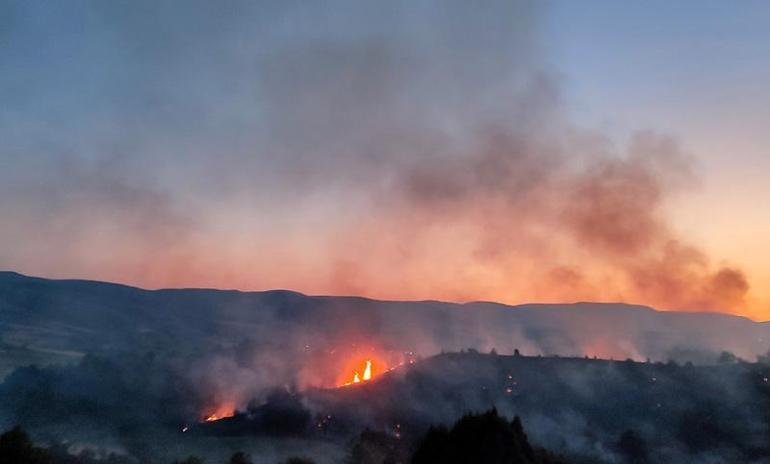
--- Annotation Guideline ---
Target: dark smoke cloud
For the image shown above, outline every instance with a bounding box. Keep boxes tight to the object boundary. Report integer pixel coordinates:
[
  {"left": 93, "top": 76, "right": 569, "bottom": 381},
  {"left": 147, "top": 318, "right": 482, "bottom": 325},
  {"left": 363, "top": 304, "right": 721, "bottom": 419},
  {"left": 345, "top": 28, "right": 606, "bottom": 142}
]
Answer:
[
  {"left": 334, "top": 124, "right": 750, "bottom": 312},
  {"left": 0, "top": 0, "right": 751, "bottom": 313}
]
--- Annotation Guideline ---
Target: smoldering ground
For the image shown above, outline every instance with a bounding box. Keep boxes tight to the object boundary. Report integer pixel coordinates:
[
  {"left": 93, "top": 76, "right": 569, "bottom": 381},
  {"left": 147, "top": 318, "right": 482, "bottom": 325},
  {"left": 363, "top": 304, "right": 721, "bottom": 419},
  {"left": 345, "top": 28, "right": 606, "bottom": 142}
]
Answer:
[{"left": 3, "top": 348, "right": 770, "bottom": 463}]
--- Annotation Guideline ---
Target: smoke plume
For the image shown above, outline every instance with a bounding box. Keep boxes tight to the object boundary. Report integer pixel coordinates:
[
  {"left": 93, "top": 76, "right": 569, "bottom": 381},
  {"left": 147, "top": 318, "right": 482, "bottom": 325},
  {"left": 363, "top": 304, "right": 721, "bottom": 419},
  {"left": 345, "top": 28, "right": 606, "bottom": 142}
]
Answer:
[{"left": 0, "top": 0, "right": 751, "bottom": 314}]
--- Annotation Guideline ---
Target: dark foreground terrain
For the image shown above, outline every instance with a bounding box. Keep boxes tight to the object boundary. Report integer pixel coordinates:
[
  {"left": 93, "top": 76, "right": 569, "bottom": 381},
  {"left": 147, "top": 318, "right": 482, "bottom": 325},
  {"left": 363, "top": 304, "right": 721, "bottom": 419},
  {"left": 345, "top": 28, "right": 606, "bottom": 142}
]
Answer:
[{"left": 1, "top": 352, "right": 770, "bottom": 463}]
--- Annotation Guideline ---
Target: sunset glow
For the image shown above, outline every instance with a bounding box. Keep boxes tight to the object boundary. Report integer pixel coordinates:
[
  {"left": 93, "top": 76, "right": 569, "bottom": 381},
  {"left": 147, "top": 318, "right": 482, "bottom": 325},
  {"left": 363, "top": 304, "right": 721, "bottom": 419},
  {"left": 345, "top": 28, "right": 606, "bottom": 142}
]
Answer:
[{"left": 1, "top": 1, "right": 768, "bottom": 321}]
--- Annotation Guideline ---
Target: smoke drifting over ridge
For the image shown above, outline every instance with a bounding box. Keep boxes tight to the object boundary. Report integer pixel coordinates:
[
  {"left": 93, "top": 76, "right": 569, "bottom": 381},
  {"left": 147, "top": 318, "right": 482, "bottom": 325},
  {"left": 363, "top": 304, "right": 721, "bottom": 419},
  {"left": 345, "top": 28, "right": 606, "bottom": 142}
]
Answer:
[
  {"left": 357, "top": 128, "right": 750, "bottom": 312},
  {"left": 0, "top": 1, "right": 752, "bottom": 314}
]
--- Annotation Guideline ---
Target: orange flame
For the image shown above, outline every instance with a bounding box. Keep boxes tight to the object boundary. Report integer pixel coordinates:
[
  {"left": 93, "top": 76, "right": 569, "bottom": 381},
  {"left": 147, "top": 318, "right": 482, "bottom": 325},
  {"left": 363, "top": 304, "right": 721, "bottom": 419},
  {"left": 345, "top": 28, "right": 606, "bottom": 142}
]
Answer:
[
  {"left": 202, "top": 402, "right": 235, "bottom": 422},
  {"left": 343, "top": 359, "right": 374, "bottom": 386}
]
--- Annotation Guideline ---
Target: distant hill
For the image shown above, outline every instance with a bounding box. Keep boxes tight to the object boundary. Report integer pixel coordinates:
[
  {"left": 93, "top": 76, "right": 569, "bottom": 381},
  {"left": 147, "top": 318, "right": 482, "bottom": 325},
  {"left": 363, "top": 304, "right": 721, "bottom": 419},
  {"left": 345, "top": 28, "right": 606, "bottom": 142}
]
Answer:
[{"left": 0, "top": 271, "right": 768, "bottom": 381}]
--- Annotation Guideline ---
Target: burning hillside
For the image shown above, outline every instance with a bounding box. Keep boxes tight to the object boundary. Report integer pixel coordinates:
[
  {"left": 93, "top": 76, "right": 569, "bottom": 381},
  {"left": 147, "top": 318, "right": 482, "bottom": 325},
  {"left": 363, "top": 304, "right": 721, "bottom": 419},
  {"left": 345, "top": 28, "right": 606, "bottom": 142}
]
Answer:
[
  {"left": 342, "top": 359, "right": 373, "bottom": 386},
  {"left": 182, "top": 351, "right": 770, "bottom": 463},
  {"left": 202, "top": 403, "right": 236, "bottom": 423}
]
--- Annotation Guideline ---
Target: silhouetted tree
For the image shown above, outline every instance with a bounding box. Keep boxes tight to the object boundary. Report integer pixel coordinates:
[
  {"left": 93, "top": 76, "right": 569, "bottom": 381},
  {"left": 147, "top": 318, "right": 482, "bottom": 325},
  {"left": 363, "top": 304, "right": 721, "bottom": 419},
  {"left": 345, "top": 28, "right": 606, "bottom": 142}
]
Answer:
[
  {"left": 411, "top": 409, "right": 565, "bottom": 464},
  {"left": 0, "top": 426, "right": 50, "bottom": 464},
  {"left": 0, "top": 425, "right": 138, "bottom": 464},
  {"left": 411, "top": 426, "right": 451, "bottom": 463},
  {"left": 281, "top": 458, "right": 315, "bottom": 464},
  {"left": 229, "top": 451, "right": 252, "bottom": 464},
  {"left": 718, "top": 351, "right": 737, "bottom": 364},
  {"left": 616, "top": 429, "right": 649, "bottom": 464},
  {"left": 174, "top": 456, "right": 205, "bottom": 464}
]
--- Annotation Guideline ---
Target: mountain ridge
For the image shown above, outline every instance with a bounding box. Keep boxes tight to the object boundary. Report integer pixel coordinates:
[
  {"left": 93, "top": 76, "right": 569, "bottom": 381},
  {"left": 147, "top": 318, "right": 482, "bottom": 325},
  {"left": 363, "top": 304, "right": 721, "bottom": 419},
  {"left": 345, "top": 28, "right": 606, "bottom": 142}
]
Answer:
[
  {"left": 1, "top": 270, "right": 760, "bottom": 322},
  {"left": 0, "top": 270, "right": 768, "bottom": 382}
]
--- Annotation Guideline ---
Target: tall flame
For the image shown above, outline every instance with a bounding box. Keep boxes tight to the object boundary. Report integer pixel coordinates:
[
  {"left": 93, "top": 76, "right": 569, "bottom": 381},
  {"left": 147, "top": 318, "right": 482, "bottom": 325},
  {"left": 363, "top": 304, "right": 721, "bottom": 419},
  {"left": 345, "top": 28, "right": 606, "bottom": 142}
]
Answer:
[{"left": 343, "top": 359, "right": 374, "bottom": 386}]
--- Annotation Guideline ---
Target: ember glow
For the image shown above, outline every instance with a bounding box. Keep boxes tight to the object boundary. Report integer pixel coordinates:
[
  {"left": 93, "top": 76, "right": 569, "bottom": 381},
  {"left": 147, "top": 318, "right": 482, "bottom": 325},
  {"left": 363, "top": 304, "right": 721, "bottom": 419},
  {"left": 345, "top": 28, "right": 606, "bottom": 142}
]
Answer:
[
  {"left": 342, "top": 359, "right": 375, "bottom": 387},
  {"left": 202, "top": 403, "right": 236, "bottom": 422}
]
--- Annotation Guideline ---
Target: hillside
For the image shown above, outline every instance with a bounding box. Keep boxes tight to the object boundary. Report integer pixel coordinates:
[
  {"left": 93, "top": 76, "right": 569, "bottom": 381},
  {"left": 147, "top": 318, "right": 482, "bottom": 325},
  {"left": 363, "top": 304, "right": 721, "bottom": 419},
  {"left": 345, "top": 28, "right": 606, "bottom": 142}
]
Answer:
[
  {"left": 0, "top": 271, "right": 768, "bottom": 380},
  {"left": 201, "top": 352, "right": 770, "bottom": 463}
]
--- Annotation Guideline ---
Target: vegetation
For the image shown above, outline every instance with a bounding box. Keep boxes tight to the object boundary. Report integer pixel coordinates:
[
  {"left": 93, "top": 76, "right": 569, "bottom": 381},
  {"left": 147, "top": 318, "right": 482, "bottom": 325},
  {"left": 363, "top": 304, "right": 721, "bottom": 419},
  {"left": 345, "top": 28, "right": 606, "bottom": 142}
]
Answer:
[
  {"left": 411, "top": 410, "right": 565, "bottom": 464},
  {"left": 341, "top": 410, "right": 565, "bottom": 464},
  {"left": 227, "top": 452, "right": 251, "bottom": 464},
  {"left": 0, "top": 426, "right": 49, "bottom": 464},
  {"left": 0, "top": 426, "right": 132, "bottom": 464},
  {"left": 3, "top": 352, "right": 770, "bottom": 463},
  {"left": 280, "top": 458, "right": 316, "bottom": 464}
]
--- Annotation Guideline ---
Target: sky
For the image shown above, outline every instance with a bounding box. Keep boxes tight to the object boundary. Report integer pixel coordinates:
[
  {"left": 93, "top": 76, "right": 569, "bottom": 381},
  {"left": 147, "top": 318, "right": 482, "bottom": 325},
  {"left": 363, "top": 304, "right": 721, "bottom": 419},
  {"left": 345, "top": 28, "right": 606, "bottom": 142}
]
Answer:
[{"left": 1, "top": 0, "right": 769, "bottom": 320}]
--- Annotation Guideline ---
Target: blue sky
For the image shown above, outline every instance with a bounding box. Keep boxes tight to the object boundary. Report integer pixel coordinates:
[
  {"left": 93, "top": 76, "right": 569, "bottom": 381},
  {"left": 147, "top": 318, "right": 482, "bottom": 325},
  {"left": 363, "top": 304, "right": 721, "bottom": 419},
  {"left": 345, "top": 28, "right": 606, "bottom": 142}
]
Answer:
[
  {"left": 1, "top": 0, "right": 768, "bottom": 317},
  {"left": 546, "top": 1, "right": 770, "bottom": 304}
]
